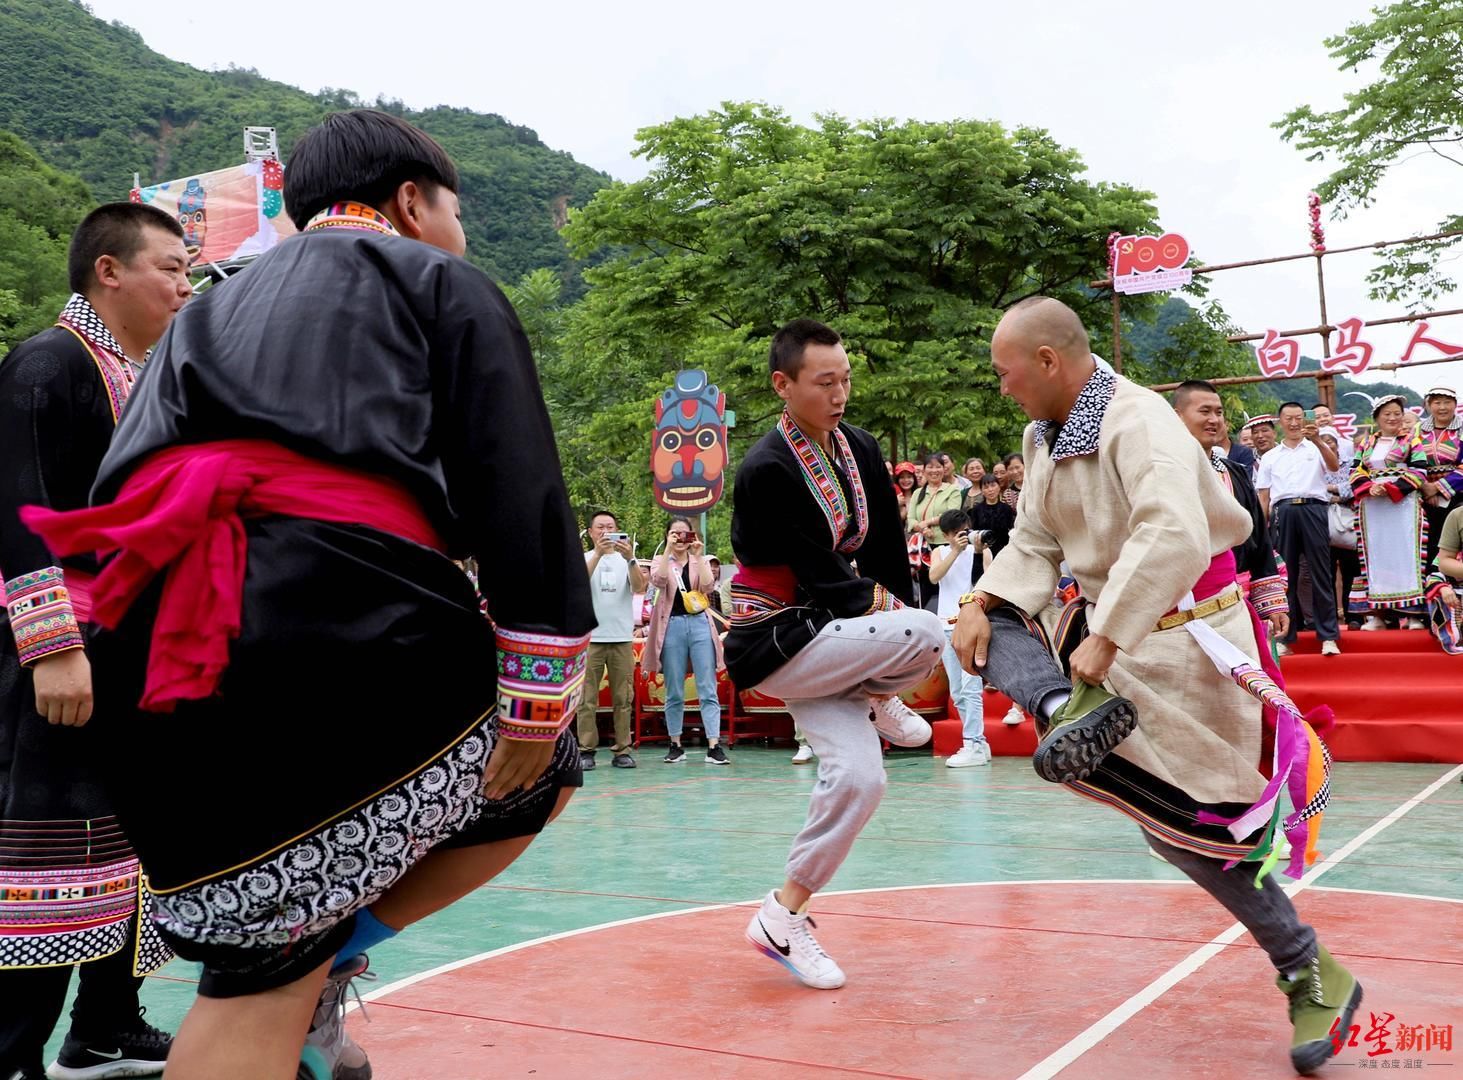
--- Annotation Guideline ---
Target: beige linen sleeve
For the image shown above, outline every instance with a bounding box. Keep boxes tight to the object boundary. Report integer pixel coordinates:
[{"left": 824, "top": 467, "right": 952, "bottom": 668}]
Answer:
[
  {"left": 1086, "top": 415, "right": 1249, "bottom": 653},
  {"left": 975, "top": 426, "right": 1063, "bottom": 614}
]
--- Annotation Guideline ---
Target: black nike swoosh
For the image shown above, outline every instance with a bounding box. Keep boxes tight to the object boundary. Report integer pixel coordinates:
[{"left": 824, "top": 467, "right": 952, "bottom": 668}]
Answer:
[{"left": 758, "top": 917, "right": 791, "bottom": 956}]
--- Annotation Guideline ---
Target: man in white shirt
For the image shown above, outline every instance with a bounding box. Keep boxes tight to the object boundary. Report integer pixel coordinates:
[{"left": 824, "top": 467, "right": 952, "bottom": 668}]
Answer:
[
  {"left": 576, "top": 510, "right": 646, "bottom": 768},
  {"left": 928, "top": 508, "right": 990, "bottom": 766},
  {"left": 1256, "top": 402, "right": 1342, "bottom": 656}
]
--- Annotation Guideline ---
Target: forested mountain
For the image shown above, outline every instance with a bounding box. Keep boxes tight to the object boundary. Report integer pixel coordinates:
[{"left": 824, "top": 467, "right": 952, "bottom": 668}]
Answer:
[
  {"left": 0, "top": 130, "right": 94, "bottom": 354},
  {"left": 0, "top": 0, "right": 611, "bottom": 290},
  {"left": 1125, "top": 297, "right": 1421, "bottom": 414}
]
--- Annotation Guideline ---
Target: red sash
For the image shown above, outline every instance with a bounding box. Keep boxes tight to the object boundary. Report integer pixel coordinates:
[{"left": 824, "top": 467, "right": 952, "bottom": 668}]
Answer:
[{"left": 21, "top": 439, "right": 444, "bottom": 712}]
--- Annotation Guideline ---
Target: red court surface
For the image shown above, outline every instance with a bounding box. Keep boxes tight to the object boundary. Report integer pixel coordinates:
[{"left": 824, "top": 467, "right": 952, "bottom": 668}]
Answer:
[{"left": 347, "top": 882, "right": 1463, "bottom": 1079}]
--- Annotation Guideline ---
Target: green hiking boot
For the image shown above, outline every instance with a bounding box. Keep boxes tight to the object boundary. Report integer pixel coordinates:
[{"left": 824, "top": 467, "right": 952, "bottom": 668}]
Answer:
[
  {"left": 1030, "top": 679, "right": 1137, "bottom": 784},
  {"left": 1277, "top": 945, "right": 1363, "bottom": 1075}
]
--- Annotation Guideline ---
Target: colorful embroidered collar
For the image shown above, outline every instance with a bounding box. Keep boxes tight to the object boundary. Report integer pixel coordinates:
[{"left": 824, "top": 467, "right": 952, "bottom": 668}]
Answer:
[
  {"left": 58, "top": 293, "right": 139, "bottom": 367},
  {"left": 1032, "top": 359, "right": 1117, "bottom": 463},
  {"left": 778, "top": 411, "right": 869, "bottom": 553},
  {"left": 304, "top": 202, "right": 399, "bottom": 236}
]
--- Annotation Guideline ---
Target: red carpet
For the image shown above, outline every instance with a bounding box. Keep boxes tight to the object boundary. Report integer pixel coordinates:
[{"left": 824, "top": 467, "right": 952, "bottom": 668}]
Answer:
[
  {"left": 935, "top": 629, "right": 1461, "bottom": 763},
  {"left": 1281, "top": 629, "right": 1463, "bottom": 763}
]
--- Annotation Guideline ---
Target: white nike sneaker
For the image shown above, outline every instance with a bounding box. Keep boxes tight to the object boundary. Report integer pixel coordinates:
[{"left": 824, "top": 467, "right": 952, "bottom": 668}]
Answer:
[
  {"left": 745, "top": 890, "right": 846, "bottom": 989},
  {"left": 791, "top": 743, "right": 814, "bottom": 764},
  {"left": 946, "top": 742, "right": 990, "bottom": 768},
  {"left": 867, "top": 695, "right": 932, "bottom": 747},
  {"left": 1002, "top": 704, "right": 1024, "bottom": 726}
]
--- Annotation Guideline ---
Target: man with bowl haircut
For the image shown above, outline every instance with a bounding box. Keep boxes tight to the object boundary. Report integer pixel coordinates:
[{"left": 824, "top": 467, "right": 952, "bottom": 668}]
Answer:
[
  {"left": 0, "top": 201, "right": 190, "bottom": 1080},
  {"left": 726, "top": 317, "right": 946, "bottom": 990},
  {"left": 953, "top": 297, "right": 1360, "bottom": 1075},
  {"left": 24, "top": 110, "right": 594, "bottom": 1080}
]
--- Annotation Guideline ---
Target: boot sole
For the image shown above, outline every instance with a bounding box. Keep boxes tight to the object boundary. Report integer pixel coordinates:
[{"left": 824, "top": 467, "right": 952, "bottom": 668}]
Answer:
[
  {"left": 1031, "top": 697, "right": 1138, "bottom": 784},
  {"left": 1291, "top": 979, "right": 1363, "bottom": 1075}
]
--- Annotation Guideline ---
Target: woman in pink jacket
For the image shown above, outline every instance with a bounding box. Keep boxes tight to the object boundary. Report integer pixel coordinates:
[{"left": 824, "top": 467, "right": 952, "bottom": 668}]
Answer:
[{"left": 644, "top": 518, "right": 727, "bottom": 764}]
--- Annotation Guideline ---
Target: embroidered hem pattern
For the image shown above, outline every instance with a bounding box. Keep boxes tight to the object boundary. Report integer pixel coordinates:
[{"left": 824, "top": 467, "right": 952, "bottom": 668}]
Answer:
[
  {"left": 0, "top": 852, "right": 170, "bottom": 974},
  {"left": 4, "top": 567, "right": 83, "bottom": 665},
  {"left": 495, "top": 627, "right": 590, "bottom": 740}
]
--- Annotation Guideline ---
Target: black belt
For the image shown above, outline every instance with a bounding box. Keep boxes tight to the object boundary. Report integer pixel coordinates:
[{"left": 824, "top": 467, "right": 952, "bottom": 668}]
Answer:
[{"left": 1280, "top": 497, "right": 1323, "bottom": 505}]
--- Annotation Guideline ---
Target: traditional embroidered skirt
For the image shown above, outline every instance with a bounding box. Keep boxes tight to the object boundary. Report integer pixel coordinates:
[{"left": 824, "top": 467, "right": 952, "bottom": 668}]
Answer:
[
  {"left": 0, "top": 621, "right": 171, "bottom": 974},
  {"left": 1350, "top": 490, "right": 1427, "bottom": 613},
  {"left": 86, "top": 518, "right": 580, "bottom": 978}
]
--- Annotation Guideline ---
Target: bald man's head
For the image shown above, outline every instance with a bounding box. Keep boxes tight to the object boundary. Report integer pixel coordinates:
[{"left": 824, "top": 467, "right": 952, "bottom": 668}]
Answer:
[{"left": 989, "top": 296, "right": 1096, "bottom": 422}]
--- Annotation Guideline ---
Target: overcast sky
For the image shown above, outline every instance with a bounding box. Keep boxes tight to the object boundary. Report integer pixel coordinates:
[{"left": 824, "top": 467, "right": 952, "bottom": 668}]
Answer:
[{"left": 85, "top": 0, "right": 1462, "bottom": 402}]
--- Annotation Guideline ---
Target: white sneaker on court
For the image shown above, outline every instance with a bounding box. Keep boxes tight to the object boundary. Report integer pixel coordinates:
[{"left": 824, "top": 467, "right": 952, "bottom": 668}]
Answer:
[
  {"left": 867, "top": 695, "right": 932, "bottom": 746},
  {"left": 791, "top": 743, "right": 814, "bottom": 764},
  {"left": 946, "top": 742, "right": 990, "bottom": 768},
  {"left": 1002, "top": 705, "right": 1024, "bottom": 726},
  {"left": 745, "top": 890, "right": 846, "bottom": 989}
]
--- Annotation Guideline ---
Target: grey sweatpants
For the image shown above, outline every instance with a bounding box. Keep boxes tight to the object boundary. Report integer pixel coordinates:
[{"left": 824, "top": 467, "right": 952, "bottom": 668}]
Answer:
[{"left": 754, "top": 607, "right": 946, "bottom": 893}]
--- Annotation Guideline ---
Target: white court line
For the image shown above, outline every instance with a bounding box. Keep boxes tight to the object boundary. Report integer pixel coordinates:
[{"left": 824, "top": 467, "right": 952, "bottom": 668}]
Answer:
[
  {"left": 354, "top": 879, "right": 1193, "bottom": 1007},
  {"left": 1015, "top": 761, "right": 1463, "bottom": 1080}
]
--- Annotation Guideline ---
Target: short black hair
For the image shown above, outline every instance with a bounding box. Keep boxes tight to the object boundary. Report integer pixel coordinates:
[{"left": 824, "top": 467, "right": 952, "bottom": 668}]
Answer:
[
  {"left": 1172, "top": 379, "right": 1220, "bottom": 409},
  {"left": 666, "top": 516, "right": 693, "bottom": 534},
  {"left": 924, "top": 452, "right": 944, "bottom": 467},
  {"left": 1310, "top": 402, "right": 1328, "bottom": 410},
  {"left": 589, "top": 509, "right": 617, "bottom": 527},
  {"left": 68, "top": 202, "right": 185, "bottom": 295},
  {"left": 1002, "top": 452, "right": 1024, "bottom": 467},
  {"left": 1277, "top": 401, "right": 1305, "bottom": 415},
  {"left": 769, "top": 318, "right": 842, "bottom": 379},
  {"left": 980, "top": 473, "right": 1001, "bottom": 488},
  {"left": 938, "top": 508, "right": 971, "bottom": 535},
  {"left": 283, "top": 109, "right": 460, "bottom": 231}
]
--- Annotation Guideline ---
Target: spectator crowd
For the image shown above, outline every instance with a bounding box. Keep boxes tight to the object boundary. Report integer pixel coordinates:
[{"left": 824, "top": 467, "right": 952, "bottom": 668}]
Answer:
[{"left": 575, "top": 382, "right": 1463, "bottom": 774}]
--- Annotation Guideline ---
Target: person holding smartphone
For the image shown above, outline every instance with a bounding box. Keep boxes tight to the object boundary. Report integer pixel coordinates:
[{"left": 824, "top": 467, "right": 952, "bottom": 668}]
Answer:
[
  {"left": 644, "top": 518, "right": 726, "bottom": 764},
  {"left": 577, "top": 511, "right": 646, "bottom": 770},
  {"left": 928, "top": 509, "right": 991, "bottom": 766}
]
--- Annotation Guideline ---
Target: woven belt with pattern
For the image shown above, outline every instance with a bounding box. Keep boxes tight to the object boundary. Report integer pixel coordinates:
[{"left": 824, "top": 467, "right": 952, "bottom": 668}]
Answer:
[{"left": 1155, "top": 584, "right": 1242, "bottom": 632}]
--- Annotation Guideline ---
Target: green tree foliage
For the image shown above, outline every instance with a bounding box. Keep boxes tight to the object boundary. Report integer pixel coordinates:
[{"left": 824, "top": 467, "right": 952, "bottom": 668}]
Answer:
[
  {"left": 0, "top": 0, "right": 610, "bottom": 292},
  {"left": 0, "top": 129, "right": 94, "bottom": 355},
  {"left": 552, "top": 104, "right": 1255, "bottom": 551},
  {"left": 1276, "top": 0, "right": 1463, "bottom": 305}
]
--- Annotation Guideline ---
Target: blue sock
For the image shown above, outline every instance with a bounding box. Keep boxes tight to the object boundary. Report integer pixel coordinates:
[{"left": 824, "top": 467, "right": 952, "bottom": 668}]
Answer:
[{"left": 331, "top": 908, "right": 397, "bottom": 972}]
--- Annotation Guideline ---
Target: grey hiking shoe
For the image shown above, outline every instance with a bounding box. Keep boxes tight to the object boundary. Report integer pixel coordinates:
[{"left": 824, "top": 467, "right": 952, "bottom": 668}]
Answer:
[{"left": 304, "top": 953, "right": 375, "bottom": 1080}]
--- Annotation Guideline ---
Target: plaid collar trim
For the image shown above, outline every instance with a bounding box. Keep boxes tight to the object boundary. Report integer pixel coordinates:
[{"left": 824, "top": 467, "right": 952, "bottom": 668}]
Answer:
[
  {"left": 1032, "top": 360, "right": 1117, "bottom": 463},
  {"left": 57, "top": 293, "right": 138, "bottom": 365}
]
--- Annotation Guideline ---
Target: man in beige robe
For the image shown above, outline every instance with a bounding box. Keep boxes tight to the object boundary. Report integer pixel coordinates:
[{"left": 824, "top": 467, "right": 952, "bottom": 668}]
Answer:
[{"left": 952, "top": 297, "right": 1361, "bottom": 1076}]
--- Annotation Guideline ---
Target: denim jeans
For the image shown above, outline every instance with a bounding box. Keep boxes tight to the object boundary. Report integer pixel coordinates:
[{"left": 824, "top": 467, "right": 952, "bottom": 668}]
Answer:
[
  {"left": 660, "top": 613, "right": 721, "bottom": 741},
  {"left": 941, "top": 627, "right": 987, "bottom": 746}
]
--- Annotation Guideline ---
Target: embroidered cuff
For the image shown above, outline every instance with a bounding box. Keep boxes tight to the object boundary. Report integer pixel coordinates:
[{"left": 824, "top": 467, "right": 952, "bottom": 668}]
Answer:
[
  {"left": 862, "top": 583, "right": 904, "bottom": 615},
  {"left": 1425, "top": 573, "right": 1450, "bottom": 602},
  {"left": 1438, "top": 475, "right": 1458, "bottom": 501},
  {"left": 1385, "top": 482, "right": 1405, "bottom": 503},
  {"left": 5, "top": 567, "right": 84, "bottom": 666},
  {"left": 495, "top": 627, "right": 590, "bottom": 740},
  {"left": 1248, "top": 574, "right": 1288, "bottom": 619}
]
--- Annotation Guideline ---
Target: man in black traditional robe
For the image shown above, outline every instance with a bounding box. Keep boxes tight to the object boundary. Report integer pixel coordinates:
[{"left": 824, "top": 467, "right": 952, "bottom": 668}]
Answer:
[
  {"left": 1173, "top": 380, "right": 1291, "bottom": 634},
  {"left": 726, "top": 318, "right": 946, "bottom": 991},
  {"left": 0, "top": 203, "right": 190, "bottom": 1080},
  {"left": 28, "top": 111, "right": 594, "bottom": 1080}
]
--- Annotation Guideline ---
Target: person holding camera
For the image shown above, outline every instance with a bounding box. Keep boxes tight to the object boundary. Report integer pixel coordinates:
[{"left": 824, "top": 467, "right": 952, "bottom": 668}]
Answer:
[
  {"left": 644, "top": 518, "right": 726, "bottom": 764},
  {"left": 576, "top": 511, "right": 646, "bottom": 770},
  {"left": 928, "top": 509, "right": 991, "bottom": 767}
]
